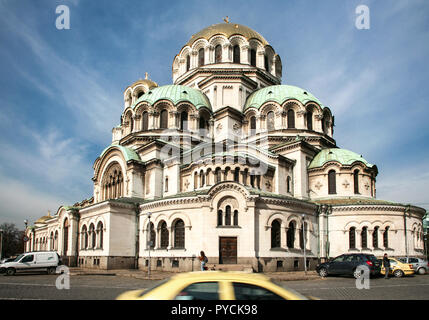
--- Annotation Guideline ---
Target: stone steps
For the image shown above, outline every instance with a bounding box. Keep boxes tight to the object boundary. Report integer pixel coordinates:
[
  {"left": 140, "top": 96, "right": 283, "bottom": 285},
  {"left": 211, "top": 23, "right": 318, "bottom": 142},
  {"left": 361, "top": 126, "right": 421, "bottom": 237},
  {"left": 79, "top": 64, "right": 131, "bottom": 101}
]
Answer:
[{"left": 206, "top": 264, "right": 254, "bottom": 273}]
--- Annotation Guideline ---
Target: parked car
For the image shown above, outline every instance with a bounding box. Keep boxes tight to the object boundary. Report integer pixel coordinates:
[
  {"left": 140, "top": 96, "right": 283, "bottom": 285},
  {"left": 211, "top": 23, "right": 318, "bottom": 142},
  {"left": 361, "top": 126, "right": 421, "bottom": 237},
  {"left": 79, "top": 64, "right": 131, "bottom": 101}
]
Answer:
[
  {"left": 397, "top": 257, "right": 428, "bottom": 275},
  {"left": 316, "top": 253, "right": 381, "bottom": 279},
  {"left": 117, "top": 271, "right": 311, "bottom": 300},
  {"left": 380, "top": 257, "right": 414, "bottom": 277},
  {"left": 0, "top": 251, "right": 61, "bottom": 276}
]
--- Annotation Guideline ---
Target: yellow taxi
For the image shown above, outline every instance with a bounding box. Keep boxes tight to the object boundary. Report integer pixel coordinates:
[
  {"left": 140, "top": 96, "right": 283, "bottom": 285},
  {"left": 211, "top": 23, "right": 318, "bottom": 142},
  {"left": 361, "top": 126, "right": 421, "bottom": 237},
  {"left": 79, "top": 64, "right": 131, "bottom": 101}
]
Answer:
[
  {"left": 116, "top": 271, "right": 309, "bottom": 300},
  {"left": 380, "top": 257, "right": 414, "bottom": 277}
]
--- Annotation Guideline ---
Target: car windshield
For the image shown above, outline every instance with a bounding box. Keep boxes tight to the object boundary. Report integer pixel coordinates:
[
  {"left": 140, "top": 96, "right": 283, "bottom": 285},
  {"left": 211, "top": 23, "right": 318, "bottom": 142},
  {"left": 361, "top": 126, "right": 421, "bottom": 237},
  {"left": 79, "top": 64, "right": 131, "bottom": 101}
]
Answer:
[{"left": 13, "top": 254, "right": 24, "bottom": 262}]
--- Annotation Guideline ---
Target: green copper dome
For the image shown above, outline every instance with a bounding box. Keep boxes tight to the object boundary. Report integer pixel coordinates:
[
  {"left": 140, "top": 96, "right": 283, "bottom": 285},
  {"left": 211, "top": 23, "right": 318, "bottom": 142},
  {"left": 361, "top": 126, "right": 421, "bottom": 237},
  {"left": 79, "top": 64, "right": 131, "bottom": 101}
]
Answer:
[
  {"left": 244, "top": 85, "right": 325, "bottom": 111},
  {"left": 308, "top": 148, "right": 374, "bottom": 169},
  {"left": 132, "top": 85, "right": 212, "bottom": 110},
  {"left": 99, "top": 144, "right": 141, "bottom": 162}
]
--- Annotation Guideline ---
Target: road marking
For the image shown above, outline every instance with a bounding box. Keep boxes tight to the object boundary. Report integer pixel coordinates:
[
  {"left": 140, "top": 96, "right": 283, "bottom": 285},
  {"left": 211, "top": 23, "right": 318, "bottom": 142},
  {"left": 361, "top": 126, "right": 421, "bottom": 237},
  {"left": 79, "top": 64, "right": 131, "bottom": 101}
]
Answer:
[
  {"left": 300, "top": 283, "right": 429, "bottom": 290},
  {"left": 0, "top": 282, "right": 145, "bottom": 290}
]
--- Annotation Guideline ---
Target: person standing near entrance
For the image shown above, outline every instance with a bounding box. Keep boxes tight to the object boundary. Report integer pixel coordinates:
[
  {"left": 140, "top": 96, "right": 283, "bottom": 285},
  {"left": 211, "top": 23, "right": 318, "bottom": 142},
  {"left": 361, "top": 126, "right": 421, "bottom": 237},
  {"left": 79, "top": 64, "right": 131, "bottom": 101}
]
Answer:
[
  {"left": 383, "top": 253, "right": 390, "bottom": 279},
  {"left": 199, "top": 251, "right": 208, "bottom": 271}
]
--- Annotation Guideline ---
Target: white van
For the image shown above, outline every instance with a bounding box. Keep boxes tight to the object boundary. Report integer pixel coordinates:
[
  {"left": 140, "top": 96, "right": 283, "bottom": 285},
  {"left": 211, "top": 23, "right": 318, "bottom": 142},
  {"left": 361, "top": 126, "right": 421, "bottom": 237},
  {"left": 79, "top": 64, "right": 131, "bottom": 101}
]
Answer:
[{"left": 0, "top": 251, "right": 62, "bottom": 276}]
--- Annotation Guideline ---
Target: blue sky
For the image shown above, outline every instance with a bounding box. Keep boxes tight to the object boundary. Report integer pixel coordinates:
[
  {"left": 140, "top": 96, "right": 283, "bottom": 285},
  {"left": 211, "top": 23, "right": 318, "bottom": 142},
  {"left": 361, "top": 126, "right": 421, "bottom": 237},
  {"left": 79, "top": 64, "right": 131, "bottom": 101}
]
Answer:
[{"left": 0, "top": 0, "right": 428, "bottom": 228}]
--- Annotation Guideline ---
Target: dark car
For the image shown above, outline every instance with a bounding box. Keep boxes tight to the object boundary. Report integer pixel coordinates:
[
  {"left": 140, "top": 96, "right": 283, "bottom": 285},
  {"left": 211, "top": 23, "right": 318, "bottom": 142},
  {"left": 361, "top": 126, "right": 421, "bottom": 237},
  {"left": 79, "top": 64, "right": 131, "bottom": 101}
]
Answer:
[{"left": 316, "top": 254, "right": 381, "bottom": 278}]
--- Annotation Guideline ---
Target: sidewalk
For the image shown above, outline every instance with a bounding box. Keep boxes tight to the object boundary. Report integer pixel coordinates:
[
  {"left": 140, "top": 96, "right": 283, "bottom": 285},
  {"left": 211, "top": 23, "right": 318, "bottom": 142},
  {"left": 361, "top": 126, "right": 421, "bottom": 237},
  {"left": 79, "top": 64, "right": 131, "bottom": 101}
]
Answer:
[{"left": 69, "top": 267, "right": 321, "bottom": 281}]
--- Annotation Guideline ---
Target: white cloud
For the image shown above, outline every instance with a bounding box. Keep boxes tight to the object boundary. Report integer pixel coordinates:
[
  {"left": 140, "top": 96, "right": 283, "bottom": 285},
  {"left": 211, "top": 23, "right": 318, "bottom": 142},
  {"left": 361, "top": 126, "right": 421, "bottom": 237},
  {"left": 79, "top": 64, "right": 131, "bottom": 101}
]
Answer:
[{"left": 0, "top": 174, "right": 69, "bottom": 228}]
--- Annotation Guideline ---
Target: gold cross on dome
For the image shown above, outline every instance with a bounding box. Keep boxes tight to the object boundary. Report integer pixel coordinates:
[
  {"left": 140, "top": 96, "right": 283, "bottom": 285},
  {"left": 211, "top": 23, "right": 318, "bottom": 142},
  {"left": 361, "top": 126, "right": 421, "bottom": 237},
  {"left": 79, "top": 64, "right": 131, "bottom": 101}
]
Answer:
[{"left": 223, "top": 16, "right": 230, "bottom": 23}]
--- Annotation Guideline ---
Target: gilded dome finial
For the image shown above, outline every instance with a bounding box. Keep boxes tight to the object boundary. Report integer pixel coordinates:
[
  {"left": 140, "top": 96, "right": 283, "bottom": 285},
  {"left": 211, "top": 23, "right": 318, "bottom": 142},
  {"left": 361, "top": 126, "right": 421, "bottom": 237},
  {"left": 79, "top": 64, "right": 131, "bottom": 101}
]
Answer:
[
  {"left": 145, "top": 72, "right": 149, "bottom": 80},
  {"left": 223, "top": 16, "right": 230, "bottom": 23}
]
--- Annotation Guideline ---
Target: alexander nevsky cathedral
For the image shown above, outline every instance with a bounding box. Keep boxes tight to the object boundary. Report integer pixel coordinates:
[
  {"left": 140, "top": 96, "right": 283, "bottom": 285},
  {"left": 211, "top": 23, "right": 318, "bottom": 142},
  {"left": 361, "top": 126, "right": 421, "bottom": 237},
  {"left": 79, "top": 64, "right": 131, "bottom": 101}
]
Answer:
[{"left": 25, "top": 20, "right": 426, "bottom": 271}]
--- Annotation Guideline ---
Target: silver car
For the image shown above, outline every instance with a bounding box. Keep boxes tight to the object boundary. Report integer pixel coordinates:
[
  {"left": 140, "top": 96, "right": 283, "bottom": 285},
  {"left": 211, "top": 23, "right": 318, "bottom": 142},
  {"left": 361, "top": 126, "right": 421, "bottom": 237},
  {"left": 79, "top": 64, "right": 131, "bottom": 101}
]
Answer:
[{"left": 398, "top": 257, "right": 428, "bottom": 275}]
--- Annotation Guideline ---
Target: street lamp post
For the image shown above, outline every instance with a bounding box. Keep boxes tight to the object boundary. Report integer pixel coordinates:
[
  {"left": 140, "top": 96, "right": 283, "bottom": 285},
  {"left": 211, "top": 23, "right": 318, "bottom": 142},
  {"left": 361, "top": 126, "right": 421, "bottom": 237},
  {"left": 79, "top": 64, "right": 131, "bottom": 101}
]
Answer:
[
  {"left": 302, "top": 214, "right": 307, "bottom": 274},
  {"left": 147, "top": 212, "right": 152, "bottom": 279},
  {"left": 24, "top": 220, "right": 28, "bottom": 253},
  {"left": 0, "top": 229, "right": 3, "bottom": 261}
]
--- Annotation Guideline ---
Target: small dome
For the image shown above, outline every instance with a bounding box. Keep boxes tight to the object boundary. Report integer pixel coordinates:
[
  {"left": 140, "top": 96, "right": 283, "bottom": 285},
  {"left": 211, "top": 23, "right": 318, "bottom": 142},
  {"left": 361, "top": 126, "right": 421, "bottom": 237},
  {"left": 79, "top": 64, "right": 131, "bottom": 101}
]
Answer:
[
  {"left": 130, "top": 78, "right": 158, "bottom": 90},
  {"left": 35, "top": 215, "right": 51, "bottom": 224},
  {"left": 133, "top": 85, "right": 212, "bottom": 110},
  {"left": 186, "top": 22, "right": 269, "bottom": 47},
  {"left": 308, "top": 148, "right": 374, "bottom": 169},
  {"left": 244, "top": 85, "right": 324, "bottom": 111}
]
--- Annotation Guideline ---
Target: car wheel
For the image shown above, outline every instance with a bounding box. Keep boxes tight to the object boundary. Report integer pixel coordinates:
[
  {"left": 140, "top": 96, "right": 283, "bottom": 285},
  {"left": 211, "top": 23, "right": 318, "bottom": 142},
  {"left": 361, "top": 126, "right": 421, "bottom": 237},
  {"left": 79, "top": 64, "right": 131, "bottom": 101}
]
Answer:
[
  {"left": 47, "top": 267, "right": 56, "bottom": 275},
  {"left": 318, "top": 268, "right": 328, "bottom": 277},
  {"left": 417, "top": 268, "right": 426, "bottom": 275},
  {"left": 6, "top": 268, "right": 15, "bottom": 276},
  {"left": 393, "top": 270, "right": 404, "bottom": 278}
]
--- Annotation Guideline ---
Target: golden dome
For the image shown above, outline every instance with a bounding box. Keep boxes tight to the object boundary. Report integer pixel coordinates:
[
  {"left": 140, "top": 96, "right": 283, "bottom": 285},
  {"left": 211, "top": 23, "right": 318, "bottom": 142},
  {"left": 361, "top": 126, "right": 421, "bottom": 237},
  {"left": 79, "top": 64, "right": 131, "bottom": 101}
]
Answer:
[
  {"left": 131, "top": 78, "right": 158, "bottom": 90},
  {"left": 186, "top": 22, "right": 269, "bottom": 47}
]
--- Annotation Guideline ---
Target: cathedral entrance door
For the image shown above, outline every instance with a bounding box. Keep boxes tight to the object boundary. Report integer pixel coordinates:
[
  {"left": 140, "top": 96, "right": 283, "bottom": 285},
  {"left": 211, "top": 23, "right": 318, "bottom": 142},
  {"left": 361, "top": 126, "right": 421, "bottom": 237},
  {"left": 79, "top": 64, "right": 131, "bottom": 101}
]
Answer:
[{"left": 219, "top": 237, "right": 237, "bottom": 264}]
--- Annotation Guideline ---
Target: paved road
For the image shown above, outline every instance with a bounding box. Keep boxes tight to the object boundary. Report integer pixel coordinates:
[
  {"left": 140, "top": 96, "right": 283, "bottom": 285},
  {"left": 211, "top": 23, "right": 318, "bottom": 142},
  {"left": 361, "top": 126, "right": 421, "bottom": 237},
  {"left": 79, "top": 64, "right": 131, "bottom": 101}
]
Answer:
[
  {"left": 0, "top": 273, "right": 428, "bottom": 300},
  {"left": 284, "top": 274, "right": 429, "bottom": 300}
]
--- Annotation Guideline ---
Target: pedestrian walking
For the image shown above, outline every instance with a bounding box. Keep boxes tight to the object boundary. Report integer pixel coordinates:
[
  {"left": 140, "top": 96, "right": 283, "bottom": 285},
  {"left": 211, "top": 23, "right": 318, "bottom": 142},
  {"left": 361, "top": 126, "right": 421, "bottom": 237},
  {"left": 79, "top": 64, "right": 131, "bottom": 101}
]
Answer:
[
  {"left": 383, "top": 253, "right": 390, "bottom": 279},
  {"left": 199, "top": 251, "right": 208, "bottom": 271}
]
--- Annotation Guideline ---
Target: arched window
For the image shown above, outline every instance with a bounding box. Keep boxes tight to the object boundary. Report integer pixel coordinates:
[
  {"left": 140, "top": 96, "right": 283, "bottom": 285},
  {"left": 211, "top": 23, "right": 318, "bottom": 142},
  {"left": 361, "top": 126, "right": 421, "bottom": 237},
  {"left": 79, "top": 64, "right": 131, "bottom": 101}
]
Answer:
[
  {"left": 97, "top": 222, "right": 103, "bottom": 249},
  {"left": 81, "top": 225, "right": 88, "bottom": 249},
  {"left": 234, "top": 168, "right": 240, "bottom": 183},
  {"left": 160, "top": 109, "right": 168, "bottom": 129},
  {"left": 287, "top": 109, "right": 295, "bottom": 129},
  {"left": 160, "top": 221, "right": 169, "bottom": 249},
  {"left": 50, "top": 232, "right": 54, "bottom": 250},
  {"left": 186, "top": 55, "right": 190, "bottom": 71},
  {"left": 89, "top": 224, "right": 95, "bottom": 249},
  {"left": 307, "top": 111, "right": 313, "bottom": 130},
  {"left": 328, "top": 170, "right": 336, "bottom": 194},
  {"left": 349, "top": 227, "right": 356, "bottom": 249},
  {"left": 217, "top": 210, "right": 223, "bottom": 226},
  {"left": 250, "top": 49, "right": 256, "bottom": 67},
  {"left": 142, "top": 111, "right": 149, "bottom": 131},
  {"left": 383, "top": 227, "right": 389, "bottom": 248},
  {"left": 361, "top": 227, "right": 368, "bottom": 248},
  {"left": 199, "top": 116, "right": 207, "bottom": 130},
  {"left": 267, "top": 111, "right": 275, "bottom": 131},
  {"left": 173, "top": 219, "right": 185, "bottom": 248},
  {"left": 373, "top": 226, "right": 379, "bottom": 248},
  {"left": 215, "top": 45, "right": 222, "bottom": 63},
  {"left": 194, "top": 172, "right": 198, "bottom": 189},
  {"left": 102, "top": 163, "right": 123, "bottom": 201},
  {"left": 148, "top": 222, "right": 155, "bottom": 249},
  {"left": 233, "top": 210, "right": 238, "bottom": 226},
  {"left": 233, "top": 45, "right": 240, "bottom": 63},
  {"left": 198, "top": 48, "right": 205, "bottom": 66},
  {"left": 264, "top": 55, "right": 270, "bottom": 72},
  {"left": 250, "top": 116, "right": 256, "bottom": 133},
  {"left": 215, "top": 168, "right": 222, "bottom": 183},
  {"left": 54, "top": 231, "right": 58, "bottom": 251},
  {"left": 63, "top": 218, "right": 69, "bottom": 254},
  {"left": 287, "top": 176, "right": 291, "bottom": 193},
  {"left": 353, "top": 170, "right": 359, "bottom": 194},
  {"left": 165, "top": 176, "right": 168, "bottom": 192},
  {"left": 136, "top": 91, "right": 144, "bottom": 99},
  {"left": 180, "top": 111, "right": 188, "bottom": 131},
  {"left": 200, "top": 170, "right": 205, "bottom": 187},
  {"left": 225, "top": 206, "right": 231, "bottom": 226},
  {"left": 287, "top": 221, "right": 295, "bottom": 248},
  {"left": 271, "top": 220, "right": 281, "bottom": 248}
]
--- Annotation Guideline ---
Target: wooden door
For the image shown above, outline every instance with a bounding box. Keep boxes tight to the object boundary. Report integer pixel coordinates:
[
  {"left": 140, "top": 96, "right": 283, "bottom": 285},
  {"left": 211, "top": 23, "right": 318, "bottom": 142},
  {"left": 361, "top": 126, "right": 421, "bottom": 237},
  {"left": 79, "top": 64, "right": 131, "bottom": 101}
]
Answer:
[{"left": 219, "top": 237, "right": 237, "bottom": 264}]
